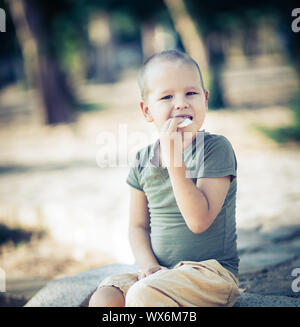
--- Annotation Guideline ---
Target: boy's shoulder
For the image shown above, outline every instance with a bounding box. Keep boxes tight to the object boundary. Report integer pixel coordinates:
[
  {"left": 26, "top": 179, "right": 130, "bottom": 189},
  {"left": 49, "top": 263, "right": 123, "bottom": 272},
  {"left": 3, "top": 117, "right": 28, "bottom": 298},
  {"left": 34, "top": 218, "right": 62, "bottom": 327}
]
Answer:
[
  {"left": 131, "top": 141, "right": 155, "bottom": 172},
  {"left": 134, "top": 142, "right": 153, "bottom": 162},
  {"left": 203, "top": 131, "right": 234, "bottom": 149},
  {"left": 132, "top": 131, "right": 235, "bottom": 169}
]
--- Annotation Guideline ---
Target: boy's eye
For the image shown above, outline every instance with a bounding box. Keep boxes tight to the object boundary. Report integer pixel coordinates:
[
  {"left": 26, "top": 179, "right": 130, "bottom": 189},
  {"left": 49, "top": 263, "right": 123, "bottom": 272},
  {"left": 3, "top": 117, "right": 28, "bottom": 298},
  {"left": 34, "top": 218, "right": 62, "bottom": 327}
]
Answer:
[
  {"left": 161, "top": 95, "right": 172, "bottom": 100},
  {"left": 186, "top": 92, "right": 198, "bottom": 96}
]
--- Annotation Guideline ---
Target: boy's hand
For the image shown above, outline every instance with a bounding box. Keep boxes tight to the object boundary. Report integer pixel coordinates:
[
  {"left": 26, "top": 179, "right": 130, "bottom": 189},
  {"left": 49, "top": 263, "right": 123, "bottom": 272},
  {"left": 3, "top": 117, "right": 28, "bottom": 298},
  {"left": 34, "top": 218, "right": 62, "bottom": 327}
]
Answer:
[
  {"left": 138, "top": 264, "right": 168, "bottom": 280},
  {"left": 159, "top": 117, "right": 186, "bottom": 167}
]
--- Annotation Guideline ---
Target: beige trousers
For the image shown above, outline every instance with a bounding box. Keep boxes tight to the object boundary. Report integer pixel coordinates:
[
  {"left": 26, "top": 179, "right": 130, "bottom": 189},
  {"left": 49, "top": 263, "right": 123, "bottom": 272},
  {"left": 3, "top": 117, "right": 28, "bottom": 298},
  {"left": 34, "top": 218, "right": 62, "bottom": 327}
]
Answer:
[{"left": 97, "top": 259, "right": 240, "bottom": 307}]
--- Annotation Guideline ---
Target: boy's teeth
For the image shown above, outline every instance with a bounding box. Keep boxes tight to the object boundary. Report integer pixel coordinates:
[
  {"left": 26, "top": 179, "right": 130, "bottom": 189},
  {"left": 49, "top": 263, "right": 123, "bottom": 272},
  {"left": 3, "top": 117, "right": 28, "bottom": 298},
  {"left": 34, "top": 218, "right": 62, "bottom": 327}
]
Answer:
[{"left": 178, "top": 115, "right": 192, "bottom": 119}]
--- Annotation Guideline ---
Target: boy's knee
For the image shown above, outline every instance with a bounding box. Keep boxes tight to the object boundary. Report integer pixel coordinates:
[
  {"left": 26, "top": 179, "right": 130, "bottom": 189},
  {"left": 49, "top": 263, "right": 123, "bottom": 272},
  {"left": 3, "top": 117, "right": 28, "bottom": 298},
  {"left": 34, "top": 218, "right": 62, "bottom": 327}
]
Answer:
[
  {"left": 88, "top": 286, "right": 125, "bottom": 307},
  {"left": 126, "top": 277, "right": 178, "bottom": 307},
  {"left": 126, "top": 281, "right": 155, "bottom": 307}
]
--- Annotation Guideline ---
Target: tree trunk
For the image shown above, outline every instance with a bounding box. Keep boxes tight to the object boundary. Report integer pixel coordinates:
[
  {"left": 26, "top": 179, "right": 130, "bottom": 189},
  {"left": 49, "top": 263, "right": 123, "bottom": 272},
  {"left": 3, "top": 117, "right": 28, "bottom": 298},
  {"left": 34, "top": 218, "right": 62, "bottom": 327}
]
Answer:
[
  {"left": 38, "top": 54, "right": 76, "bottom": 124},
  {"left": 6, "top": 0, "right": 44, "bottom": 123},
  {"left": 7, "top": 0, "right": 76, "bottom": 124},
  {"left": 206, "top": 32, "right": 225, "bottom": 108},
  {"left": 163, "top": 0, "right": 209, "bottom": 85}
]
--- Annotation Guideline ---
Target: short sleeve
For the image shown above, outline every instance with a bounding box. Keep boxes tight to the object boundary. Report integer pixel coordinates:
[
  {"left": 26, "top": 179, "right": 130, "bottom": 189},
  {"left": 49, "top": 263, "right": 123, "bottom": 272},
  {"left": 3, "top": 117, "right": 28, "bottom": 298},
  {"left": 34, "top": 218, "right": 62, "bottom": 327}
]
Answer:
[
  {"left": 126, "top": 151, "right": 143, "bottom": 191},
  {"left": 202, "top": 135, "right": 237, "bottom": 180}
]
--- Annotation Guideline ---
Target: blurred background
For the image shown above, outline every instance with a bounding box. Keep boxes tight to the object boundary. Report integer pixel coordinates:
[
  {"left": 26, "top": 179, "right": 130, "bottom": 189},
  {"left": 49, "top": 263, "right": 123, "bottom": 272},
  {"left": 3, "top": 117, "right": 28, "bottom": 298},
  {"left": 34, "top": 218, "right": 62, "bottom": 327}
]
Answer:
[{"left": 0, "top": 0, "right": 299, "bottom": 306}]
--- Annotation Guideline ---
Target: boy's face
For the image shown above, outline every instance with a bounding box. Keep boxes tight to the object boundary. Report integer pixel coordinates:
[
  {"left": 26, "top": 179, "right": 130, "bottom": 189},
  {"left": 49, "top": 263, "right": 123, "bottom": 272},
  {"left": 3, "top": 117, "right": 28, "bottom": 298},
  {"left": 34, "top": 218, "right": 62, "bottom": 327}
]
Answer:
[{"left": 140, "top": 60, "right": 209, "bottom": 138}]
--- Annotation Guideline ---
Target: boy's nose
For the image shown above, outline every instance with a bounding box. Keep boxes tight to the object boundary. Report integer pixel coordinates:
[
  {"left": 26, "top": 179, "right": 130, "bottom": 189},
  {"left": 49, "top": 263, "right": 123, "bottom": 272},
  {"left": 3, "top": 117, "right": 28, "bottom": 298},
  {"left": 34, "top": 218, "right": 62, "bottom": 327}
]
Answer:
[
  {"left": 176, "top": 103, "right": 188, "bottom": 110},
  {"left": 175, "top": 101, "right": 189, "bottom": 110}
]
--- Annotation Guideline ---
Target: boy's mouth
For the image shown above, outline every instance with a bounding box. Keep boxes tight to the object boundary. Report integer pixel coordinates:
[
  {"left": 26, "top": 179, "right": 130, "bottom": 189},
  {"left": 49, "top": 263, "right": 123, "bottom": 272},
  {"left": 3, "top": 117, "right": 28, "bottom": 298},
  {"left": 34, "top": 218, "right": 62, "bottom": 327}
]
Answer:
[{"left": 173, "top": 115, "right": 193, "bottom": 120}]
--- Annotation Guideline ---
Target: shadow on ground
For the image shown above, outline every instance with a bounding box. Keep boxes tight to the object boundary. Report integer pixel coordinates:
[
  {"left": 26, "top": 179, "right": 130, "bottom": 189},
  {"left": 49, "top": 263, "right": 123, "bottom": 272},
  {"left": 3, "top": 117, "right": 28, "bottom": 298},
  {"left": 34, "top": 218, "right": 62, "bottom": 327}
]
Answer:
[{"left": 0, "top": 224, "right": 43, "bottom": 246}]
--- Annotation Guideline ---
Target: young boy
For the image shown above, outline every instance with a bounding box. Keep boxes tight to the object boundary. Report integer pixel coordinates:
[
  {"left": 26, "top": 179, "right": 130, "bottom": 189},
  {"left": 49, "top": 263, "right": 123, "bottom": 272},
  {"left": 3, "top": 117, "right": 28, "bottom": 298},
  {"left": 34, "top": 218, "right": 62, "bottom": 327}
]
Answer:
[{"left": 89, "top": 49, "right": 240, "bottom": 307}]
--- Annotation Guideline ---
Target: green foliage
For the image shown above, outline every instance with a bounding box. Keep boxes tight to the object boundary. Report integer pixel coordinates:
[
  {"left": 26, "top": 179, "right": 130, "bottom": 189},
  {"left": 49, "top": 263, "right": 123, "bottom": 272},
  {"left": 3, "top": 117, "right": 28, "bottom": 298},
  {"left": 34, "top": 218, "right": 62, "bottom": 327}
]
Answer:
[
  {"left": 111, "top": 11, "right": 141, "bottom": 43},
  {"left": 52, "top": 14, "right": 85, "bottom": 78},
  {"left": 75, "top": 102, "right": 105, "bottom": 113},
  {"left": 255, "top": 93, "right": 300, "bottom": 143}
]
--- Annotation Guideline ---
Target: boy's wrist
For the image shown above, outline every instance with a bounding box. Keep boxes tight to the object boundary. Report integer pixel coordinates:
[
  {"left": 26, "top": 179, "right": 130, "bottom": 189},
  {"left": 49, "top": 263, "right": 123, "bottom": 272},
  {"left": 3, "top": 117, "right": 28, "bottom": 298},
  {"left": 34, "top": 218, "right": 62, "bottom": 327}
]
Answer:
[
  {"left": 160, "top": 140, "right": 184, "bottom": 168},
  {"left": 138, "top": 261, "right": 160, "bottom": 271},
  {"left": 137, "top": 264, "right": 168, "bottom": 280}
]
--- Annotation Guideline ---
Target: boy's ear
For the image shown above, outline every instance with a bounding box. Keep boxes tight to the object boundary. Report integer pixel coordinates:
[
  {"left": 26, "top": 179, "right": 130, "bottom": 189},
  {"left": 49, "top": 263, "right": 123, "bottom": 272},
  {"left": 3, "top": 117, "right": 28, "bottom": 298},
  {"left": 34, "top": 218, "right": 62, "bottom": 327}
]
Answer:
[
  {"left": 140, "top": 101, "right": 153, "bottom": 122},
  {"left": 204, "top": 89, "right": 209, "bottom": 108}
]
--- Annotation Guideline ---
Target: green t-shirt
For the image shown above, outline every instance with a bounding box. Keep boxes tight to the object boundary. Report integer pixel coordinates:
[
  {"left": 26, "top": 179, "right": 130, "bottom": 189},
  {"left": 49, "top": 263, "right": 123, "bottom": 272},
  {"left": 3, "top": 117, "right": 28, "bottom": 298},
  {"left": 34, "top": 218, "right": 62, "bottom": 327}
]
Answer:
[{"left": 126, "top": 130, "right": 239, "bottom": 277}]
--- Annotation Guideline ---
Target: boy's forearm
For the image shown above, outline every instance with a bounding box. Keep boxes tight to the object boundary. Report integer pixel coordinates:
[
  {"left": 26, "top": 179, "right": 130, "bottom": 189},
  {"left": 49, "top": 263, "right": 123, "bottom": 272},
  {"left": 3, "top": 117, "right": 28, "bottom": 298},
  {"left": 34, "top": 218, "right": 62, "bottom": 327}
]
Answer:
[
  {"left": 167, "top": 163, "right": 210, "bottom": 234},
  {"left": 128, "top": 226, "right": 159, "bottom": 269}
]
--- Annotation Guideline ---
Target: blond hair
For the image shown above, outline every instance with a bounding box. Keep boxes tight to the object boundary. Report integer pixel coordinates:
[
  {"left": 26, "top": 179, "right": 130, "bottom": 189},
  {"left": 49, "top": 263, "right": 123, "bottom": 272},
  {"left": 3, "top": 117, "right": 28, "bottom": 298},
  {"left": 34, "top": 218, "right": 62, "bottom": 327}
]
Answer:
[{"left": 138, "top": 49, "right": 205, "bottom": 101}]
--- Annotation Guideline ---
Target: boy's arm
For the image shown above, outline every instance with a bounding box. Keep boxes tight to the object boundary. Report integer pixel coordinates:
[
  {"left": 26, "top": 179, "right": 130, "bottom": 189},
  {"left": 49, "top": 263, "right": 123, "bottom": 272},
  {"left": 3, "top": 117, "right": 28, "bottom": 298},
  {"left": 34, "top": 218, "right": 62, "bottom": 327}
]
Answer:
[
  {"left": 128, "top": 186, "right": 164, "bottom": 276},
  {"left": 168, "top": 166, "right": 230, "bottom": 234},
  {"left": 160, "top": 118, "right": 231, "bottom": 234}
]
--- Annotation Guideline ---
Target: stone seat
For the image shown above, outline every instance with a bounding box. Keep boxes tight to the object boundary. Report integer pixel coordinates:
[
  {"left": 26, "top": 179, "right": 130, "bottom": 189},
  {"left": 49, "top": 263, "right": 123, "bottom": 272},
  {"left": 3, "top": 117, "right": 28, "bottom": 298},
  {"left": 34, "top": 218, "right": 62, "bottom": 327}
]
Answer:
[{"left": 25, "top": 264, "right": 300, "bottom": 307}]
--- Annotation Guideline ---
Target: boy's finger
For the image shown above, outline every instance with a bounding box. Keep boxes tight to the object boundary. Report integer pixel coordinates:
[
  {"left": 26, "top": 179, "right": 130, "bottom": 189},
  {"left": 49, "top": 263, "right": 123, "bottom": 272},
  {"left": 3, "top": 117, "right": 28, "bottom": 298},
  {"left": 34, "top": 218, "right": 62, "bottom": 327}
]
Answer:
[
  {"left": 160, "top": 117, "right": 185, "bottom": 136},
  {"left": 168, "top": 117, "right": 185, "bottom": 132},
  {"left": 138, "top": 272, "right": 146, "bottom": 280},
  {"left": 160, "top": 118, "right": 172, "bottom": 133}
]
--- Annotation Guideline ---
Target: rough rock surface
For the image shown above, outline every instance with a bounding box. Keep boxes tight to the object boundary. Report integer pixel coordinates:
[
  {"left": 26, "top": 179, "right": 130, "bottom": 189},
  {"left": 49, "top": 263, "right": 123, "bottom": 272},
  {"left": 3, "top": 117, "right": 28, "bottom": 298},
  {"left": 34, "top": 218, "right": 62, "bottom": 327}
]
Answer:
[
  {"left": 25, "top": 263, "right": 300, "bottom": 307},
  {"left": 25, "top": 264, "right": 138, "bottom": 307}
]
